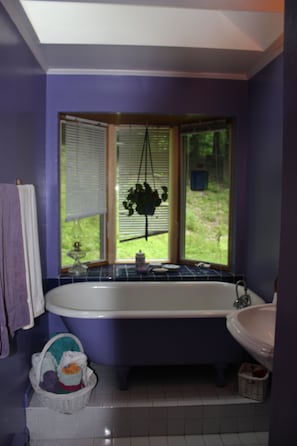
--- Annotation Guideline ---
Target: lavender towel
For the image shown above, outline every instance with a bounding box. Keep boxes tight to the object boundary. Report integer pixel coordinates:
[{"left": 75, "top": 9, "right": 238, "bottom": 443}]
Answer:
[{"left": 0, "top": 184, "right": 30, "bottom": 358}]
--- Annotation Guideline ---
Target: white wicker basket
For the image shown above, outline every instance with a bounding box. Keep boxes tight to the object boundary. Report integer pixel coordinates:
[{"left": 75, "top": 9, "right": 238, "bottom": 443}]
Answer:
[
  {"left": 29, "top": 333, "right": 97, "bottom": 414},
  {"left": 238, "top": 362, "right": 269, "bottom": 402}
]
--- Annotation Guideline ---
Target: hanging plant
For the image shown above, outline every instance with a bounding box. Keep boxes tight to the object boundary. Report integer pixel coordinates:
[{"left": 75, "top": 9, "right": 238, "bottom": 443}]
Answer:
[
  {"left": 123, "top": 182, "right": 168, "bottom": 217},
  {"left": 122, "top": 128, "right": 168, "bottom": 240}
]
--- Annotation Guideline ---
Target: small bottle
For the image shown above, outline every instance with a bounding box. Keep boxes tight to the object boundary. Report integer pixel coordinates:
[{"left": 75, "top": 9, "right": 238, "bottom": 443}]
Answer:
[{"left": 135, "top": 250, "right": 145, "bottom": 272}]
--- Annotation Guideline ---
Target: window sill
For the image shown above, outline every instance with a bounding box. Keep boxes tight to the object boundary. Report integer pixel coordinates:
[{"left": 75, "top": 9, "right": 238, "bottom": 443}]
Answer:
[{"left": 52, "top": 264, "right": 242, "bottom": 288}]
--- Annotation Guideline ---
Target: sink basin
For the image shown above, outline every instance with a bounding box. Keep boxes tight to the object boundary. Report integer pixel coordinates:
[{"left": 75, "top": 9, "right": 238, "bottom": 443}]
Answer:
[{"left": 226, "top": 304, "right": 276, "bottom": 371}]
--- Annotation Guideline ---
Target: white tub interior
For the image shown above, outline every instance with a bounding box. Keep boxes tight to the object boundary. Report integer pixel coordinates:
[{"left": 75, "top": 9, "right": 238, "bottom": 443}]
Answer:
[{"left": 45, "top": 281, "right": 265, "bottom": 319}]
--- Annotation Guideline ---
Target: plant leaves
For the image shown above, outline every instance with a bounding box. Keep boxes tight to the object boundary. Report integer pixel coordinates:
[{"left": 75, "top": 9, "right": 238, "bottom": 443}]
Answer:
[{"left": 123, "top": 181, "right": 168, "bottom": 217}]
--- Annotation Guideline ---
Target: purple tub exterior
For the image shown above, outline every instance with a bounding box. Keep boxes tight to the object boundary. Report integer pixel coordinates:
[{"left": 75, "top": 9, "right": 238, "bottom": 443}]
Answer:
[{"left": 45, "top": 281, "right": 265, "bottom": 388}]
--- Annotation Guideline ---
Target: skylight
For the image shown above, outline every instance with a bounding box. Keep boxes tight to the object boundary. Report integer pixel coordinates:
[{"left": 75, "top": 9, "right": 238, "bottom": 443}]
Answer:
[{"left": 20, "top": 0, "right": 283, "bottom": 51}]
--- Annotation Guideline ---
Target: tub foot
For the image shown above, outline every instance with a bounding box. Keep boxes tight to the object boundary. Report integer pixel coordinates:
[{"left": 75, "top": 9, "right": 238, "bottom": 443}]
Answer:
[
  {"left": 116, "top": 366, "right": 131, "bottom": 390},
  {"left": 214, "top": 363, "right": 227, "bottom": 387}
]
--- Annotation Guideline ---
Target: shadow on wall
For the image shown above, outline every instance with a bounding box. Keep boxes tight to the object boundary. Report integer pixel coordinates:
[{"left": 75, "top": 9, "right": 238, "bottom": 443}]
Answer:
[{"left": 0, "top": 314, "right": 48, "bottom": 446}]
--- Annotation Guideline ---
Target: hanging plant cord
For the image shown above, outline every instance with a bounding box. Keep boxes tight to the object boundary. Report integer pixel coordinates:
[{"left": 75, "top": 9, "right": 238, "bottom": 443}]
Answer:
[
  {"left": 139, "top": 128, "right": 153, "bottom": 239},
  {"left": 137, "top": 128, "right": 156, "bottom": 189}
]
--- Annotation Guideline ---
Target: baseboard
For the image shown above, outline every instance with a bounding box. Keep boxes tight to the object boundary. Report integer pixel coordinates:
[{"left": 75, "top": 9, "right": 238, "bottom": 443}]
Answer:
[{"left": 10, "top": 428, "right": 30, "bottom": 446}]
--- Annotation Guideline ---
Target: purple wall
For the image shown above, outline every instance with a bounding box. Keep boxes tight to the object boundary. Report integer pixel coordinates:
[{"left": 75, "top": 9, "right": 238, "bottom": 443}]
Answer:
[
  {"left": 270, "top": 0, "right": 297, "bottom": 443},
  {"left": 0, "top": 5, "right": 47, "bottom": 446},
  {"left": 46, "top": 74, "right": 249, "bottom": 276},
  {"left": 246, "top": 56, "right": 283, "bottom": 300},
  {"left": 0, "top": 0, "right": 292, "bottom": 441}
]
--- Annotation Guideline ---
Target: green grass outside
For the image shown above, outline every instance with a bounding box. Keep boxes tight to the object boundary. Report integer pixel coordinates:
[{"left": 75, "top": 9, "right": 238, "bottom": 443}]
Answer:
[
  {"left": 61, "top": 181, "right": 229, "bottom": 267},
  {"left": 184, "top": 182, "right": 229, "bottom": 264}
]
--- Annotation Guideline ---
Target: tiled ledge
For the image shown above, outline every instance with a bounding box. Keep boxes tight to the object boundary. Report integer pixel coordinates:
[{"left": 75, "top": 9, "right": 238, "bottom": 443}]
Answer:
[
  {"left": 46, "top": 264, "right": 243, "bottom": 291},
  {"left": 27, "top": 364, "right": 270, "bottom": 440}
]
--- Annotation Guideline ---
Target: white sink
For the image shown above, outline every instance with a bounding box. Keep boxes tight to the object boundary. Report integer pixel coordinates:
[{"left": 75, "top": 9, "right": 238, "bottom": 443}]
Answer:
[{"left": 226, "top": 304, "right": 276, "bottom": 371}]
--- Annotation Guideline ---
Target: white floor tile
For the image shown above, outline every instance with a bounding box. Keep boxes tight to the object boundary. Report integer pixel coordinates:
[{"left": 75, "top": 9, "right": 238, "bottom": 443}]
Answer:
[
  {"left": 238, "top": 432, "right": 259, "bottom": 444},
  {"left": 31, "top": 441, "right": 57, "bottom": 446},
  {"left": 255, "top": 431, "right": 269, "bottom": 443},
  {"left": 112, "top": 438, "right": 131, "bottom": 446},
  {"left": 93, "top": 438, "right": 113, "bottom": 446},
  {"left": 203, "top": 434, "right": 224, "bottom": 446},
  {"left": 220, "top": 433, "right": 241, "bottom": 445},
  {"left": 73, "top": 439, "right": 94, "bottom": 445},
  {"left": 131, "top": 437, "right": 150, "bottom": 446},
  {"left": 56, "top": 440, "right": 75, "bottom": 446},
  {"left": 167, "top": 436, "right": 187, "bottom": 446},
  {"left": 185, "top": 435, "right": 205, "bottom": 446},
  {"left": 149, "top": 436, "right": 168, "bottom": 446}
]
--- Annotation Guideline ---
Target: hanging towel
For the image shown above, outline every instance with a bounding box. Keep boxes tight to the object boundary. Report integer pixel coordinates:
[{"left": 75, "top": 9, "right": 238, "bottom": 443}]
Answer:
[
  {"left": 17, "top": 185, "right": 44, "bottom": 329},
  {"left": 0, "top": 184, "right": 30, "bottom": 358}
]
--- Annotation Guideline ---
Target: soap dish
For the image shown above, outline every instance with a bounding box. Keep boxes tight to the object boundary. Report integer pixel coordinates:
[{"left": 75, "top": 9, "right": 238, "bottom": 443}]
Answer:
[{"left": 152, "top": 267, "right": 168, "bottom": 274}]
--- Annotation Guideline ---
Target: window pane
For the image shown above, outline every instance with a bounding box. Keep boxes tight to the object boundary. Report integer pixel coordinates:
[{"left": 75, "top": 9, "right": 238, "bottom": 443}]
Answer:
[
  {"left": 116, "top": 233, "right": 168, "bottom": 261},
  {"left": 181, "top": 127, "right": 231, "bottom": 266},
  {"left": 60, "top": 121, "right": 105, "bottom": 268},
  {"left": 116, "top": 126, "right": 170, "bottom": 261},
  {"left": 64, "top": 119, "right": 106, "bottom": 220}
]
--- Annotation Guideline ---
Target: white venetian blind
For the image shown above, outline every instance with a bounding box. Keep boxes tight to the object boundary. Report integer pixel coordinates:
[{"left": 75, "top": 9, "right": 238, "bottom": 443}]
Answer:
[
  {"left": 64, "top": 117, "right": 106, "bottom": 222},
  {"left": 118, "top": 126, "right": 169, "bottom": 241}
]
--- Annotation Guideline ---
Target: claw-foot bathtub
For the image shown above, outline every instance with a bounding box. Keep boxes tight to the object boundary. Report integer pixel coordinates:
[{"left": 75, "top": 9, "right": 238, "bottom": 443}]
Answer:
[{"left": 45, "top": 281, "right": 265, "bottom": 389}]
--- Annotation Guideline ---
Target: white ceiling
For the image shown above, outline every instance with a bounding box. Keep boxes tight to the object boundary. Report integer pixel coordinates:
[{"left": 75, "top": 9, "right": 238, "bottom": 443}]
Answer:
[{"left": 1, "top": 0, "right": 284, "bottom": 79}]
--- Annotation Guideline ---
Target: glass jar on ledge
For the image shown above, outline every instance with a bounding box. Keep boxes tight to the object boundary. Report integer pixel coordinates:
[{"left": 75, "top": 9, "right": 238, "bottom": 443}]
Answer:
[{"left": 67, "top": 241, "right": 88, "bottom": 276}]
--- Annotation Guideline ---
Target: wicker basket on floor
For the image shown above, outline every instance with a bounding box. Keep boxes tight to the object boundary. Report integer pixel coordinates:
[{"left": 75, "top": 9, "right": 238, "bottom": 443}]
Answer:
[
  {"left": 238, "top": 362, "right": 269, "bottom": 402},
  {"left": 29, "top": 333, "right": 97, "bottom": 414}
]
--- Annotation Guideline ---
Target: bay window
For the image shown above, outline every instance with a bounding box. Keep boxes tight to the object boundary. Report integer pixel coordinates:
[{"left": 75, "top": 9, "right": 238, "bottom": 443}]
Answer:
[{"left": 60, "top": 114, "right": 232, "bottom": 270}]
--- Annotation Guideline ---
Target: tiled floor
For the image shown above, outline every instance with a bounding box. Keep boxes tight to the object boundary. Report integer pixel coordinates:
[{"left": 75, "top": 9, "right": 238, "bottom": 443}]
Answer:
[
  {"left": 27, "top": 363, "right": 270, "bottom": 446},
  {"left": 29, "top": 431, "right": 269, "bottom": 445}
]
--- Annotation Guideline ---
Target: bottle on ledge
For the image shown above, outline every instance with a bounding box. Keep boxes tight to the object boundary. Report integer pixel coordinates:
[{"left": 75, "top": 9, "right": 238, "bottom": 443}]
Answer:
[{"left": 135, "top": 250, "right": 146, "bottom": 273}]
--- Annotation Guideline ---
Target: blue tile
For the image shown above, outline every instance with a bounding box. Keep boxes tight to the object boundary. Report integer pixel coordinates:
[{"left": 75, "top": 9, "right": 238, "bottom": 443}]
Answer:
[{"left": 54, "top": 263, "right": 237, "bottom": 285}]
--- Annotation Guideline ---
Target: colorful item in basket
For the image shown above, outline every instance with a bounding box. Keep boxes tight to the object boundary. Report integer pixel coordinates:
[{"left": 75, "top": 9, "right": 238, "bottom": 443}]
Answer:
[
  {"left": 58, "top": 362, "right": 82, "bottom": 387},
  {"left": 40, "top": 368, "right": 85, "bottom": 394},
  {"left": 47, "top": 334, "right": 81, "bottom": 363},
  {"left": 58, "top": 351, "right": 88, "bottom": 384},
  {"left": 62, "top": 362, "right": 81, "bottom": 374},
  {"left": 58, "top": 381, "right": 85, "bottom": 393},
  {"left": 40, "top": 370, "right": 59, "bottom": 392},
  {"left": 57, "top": 362, "right": 84, "bottom": 394}
]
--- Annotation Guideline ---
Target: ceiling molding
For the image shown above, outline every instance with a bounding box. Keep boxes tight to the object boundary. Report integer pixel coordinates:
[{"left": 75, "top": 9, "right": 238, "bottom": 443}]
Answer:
[{"left": 46, "top": 68, "right": 248, "bottom": 80}]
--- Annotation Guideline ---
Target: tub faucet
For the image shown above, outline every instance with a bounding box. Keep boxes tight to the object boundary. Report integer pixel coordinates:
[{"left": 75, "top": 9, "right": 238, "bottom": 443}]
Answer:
[{"left": 234, "top": 280, "right": 251, "bottom": 309}]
